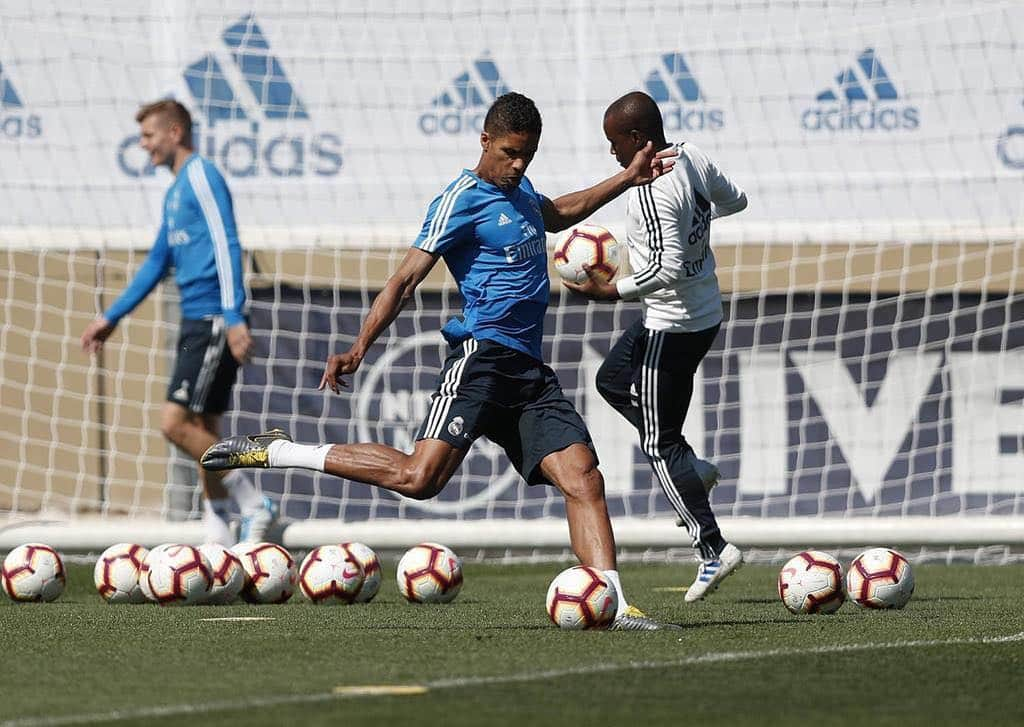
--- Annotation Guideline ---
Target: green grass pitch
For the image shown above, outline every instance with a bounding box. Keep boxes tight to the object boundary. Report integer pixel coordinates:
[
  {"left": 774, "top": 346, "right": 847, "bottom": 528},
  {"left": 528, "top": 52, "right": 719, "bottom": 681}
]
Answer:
[{"left": 2, "top": 561, "right": 1023, "bottom": 726}]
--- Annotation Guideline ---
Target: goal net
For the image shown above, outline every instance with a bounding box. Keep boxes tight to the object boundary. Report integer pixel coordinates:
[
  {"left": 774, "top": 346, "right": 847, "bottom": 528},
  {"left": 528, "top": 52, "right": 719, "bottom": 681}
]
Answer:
[{"left": 1, "top": 1, "right": 1022, "bottom": 555}]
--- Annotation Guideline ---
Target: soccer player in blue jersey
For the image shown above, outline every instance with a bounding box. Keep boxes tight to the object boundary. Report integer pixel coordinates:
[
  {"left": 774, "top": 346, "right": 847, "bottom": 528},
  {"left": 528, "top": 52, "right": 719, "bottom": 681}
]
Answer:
[
  {"left": 80, "top": 99, "right": 276, "bottom": 546},
  {"left": 202, "top": 93, "right": 675, "bottom": 629}
]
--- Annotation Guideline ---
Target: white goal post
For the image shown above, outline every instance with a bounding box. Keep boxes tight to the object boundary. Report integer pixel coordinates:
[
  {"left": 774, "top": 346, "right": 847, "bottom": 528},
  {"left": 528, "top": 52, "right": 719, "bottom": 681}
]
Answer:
[{"left": 1, "top": 1, "right": 1022, "bottom": 555}]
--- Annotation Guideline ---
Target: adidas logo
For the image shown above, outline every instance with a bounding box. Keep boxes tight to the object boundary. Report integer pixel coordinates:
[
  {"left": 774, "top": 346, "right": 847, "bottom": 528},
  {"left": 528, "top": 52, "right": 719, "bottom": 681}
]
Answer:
[
  {"left": 419, "top": 55, "right": 510, "bottom": 135},
  {"left": 184, "top": 14, "right": 308, "bottom": 128},
  {"left": 498, "top": 213, "right": 512, "bottom": 226},
  {"left": 117, "top": 14, "right": 342, "bottom": 178},
  {"left": 816, "top": 48, "right": 899, "bottom": 103},
  {"left": 802, "top": 48, "right": 919, "bottom": 132},
  {"left": 0, "top": 60, "right": 42, "bottom": 140},
  {"left": 642, "top": 52, "right": 723, "bottom": 132}
]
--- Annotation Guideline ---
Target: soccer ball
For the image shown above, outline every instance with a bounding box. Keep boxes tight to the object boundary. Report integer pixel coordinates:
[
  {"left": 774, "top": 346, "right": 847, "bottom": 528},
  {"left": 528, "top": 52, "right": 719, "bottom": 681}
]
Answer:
[
  {"left": 138, "top": 543, "right": 175, "bottom": 602},
  {"left": 2, "top": 543, "right": 66, "bottom": 602},
  {"left": 396, "top": 543, "right": 463, "bottom": 604},
  {"left": 299, "top": 545, "right": 365, "bottom": 604},
  {"left": 234, "top": 542, "right": 297, "bottom": 604},
  {"left": 546, "top": 565, "right": 618, "bottom": 630},
  {"left": 553, "top": 223, "right": 620, "bottom": 283},
  {"left": 778, "top": 550, "right": 845, "bottom": 614},
  {"left": 199, "top": 543, "right": 246, "bottom": 605},
  {"left": 94, "top": 543, "right": 149, "bottom": 604},
  {"left": 146, "top": 544, "right": 213, "bottom": 606},
  {"left": 845, "top": 548, "right": 915, "bottom": 609},
  {"left": 342, "top": 542, "right": 382, "bottom": 603}
]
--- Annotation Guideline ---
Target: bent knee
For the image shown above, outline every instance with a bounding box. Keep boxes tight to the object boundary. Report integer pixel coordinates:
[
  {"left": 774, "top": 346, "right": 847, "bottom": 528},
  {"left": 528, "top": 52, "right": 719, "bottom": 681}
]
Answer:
[
  {"left": 400, "top": 468, "right": 447, "bottom": 500},
  {"left": 159, "top": 418, "right": 185, "bottom": 443},
  {"left": 558, "top": 462, "right": 606, "bottom": 502}
]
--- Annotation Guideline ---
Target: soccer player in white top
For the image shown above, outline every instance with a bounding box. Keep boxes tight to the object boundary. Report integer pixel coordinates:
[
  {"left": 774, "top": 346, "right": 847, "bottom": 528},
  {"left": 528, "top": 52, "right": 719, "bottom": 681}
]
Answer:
[
  {"left": 80, "top": 100, "right": 275, "bottom": 546},
  {"left": 565, "top": 91, "right": 748, "bottom": 602}
]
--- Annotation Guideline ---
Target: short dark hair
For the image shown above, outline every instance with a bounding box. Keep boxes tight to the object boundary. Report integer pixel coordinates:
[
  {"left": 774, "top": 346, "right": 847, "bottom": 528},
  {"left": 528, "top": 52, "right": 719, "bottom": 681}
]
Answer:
[
  {"left": 135, "top": 99, "right": 193, "bottom": 147},
  {"left": 483, "top": 92, "right": 542, "bottom": 137},
  {"left": 604, "top": 91, "right": 665, "bottom": 140}
]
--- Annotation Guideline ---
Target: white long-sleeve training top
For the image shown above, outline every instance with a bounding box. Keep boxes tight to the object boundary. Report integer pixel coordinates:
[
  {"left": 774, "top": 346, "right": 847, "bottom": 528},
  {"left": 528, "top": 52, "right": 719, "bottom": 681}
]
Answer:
[{"left": 615, "top": 142, "right": 747, "bottom": 332}]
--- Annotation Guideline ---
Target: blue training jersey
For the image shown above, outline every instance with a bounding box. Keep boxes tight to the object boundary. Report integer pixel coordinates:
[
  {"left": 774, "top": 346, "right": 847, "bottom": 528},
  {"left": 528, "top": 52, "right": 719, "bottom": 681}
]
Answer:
[
  {"left": 104, "top": 154, "right": 246, "bottom": 327},
  {"left": 413, "top": 170, "right": 549, "bottom": 361}
]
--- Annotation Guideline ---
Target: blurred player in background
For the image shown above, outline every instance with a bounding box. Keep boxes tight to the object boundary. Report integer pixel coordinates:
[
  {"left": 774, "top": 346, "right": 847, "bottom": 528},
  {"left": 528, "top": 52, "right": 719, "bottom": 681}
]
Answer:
[
  {"left": 80, "top": 99, "right": 276, "bottom": 546},
  {"left": 564, "top": 91, "right": 748, "bottom": 603},
  {"left": 202, "top": 92, "right": 677, "bottom": 629}
]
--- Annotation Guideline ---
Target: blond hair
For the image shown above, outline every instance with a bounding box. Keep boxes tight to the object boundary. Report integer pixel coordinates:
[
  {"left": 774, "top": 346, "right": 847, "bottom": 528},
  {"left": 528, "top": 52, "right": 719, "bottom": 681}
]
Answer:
[{"left": 135, "top": 99, "right": 193, "bottom": 147}]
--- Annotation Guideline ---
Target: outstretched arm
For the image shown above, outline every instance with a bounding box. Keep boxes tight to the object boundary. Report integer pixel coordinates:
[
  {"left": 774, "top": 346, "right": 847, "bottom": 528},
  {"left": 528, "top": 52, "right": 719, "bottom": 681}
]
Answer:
[
  {"left": 81, "top": 223, "right": 172, "bottom": 354},
  {"left": 541, "top": 142, "right": 676, "bottom": 233},
  {"left": 319, "top": 247, "right": 440, "bottom": 393}
]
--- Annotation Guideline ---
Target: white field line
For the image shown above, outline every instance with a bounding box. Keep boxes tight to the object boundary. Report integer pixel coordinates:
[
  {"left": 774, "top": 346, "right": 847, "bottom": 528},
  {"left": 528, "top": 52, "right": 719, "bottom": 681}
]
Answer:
[{"left": 2, "top": 631, "right": 1022, "bottom": 727}]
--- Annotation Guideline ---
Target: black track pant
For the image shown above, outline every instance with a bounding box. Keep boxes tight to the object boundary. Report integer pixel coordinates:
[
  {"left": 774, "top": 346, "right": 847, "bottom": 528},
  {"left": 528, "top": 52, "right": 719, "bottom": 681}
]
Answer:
[{"left": 596, "top": 319, "right": 726, "bottom": 560}]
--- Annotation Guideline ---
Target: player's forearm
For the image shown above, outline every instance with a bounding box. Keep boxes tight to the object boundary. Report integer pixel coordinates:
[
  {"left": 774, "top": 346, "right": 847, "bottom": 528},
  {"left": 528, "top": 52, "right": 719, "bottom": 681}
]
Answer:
[
  {"left": 350, "top": 275, "right": 414, "bottom": 359},
  {"left": 103, "top": 259, "right": 165, "bottom": 325},
  {"left": 617, "top": 272, "right": 665, "bottom": 301},
  {"left": 220, "top": 241, "right": 247, "bottom": 327},
  {"left": 547, "top": 171, "right": 632, "bottom": 233}
]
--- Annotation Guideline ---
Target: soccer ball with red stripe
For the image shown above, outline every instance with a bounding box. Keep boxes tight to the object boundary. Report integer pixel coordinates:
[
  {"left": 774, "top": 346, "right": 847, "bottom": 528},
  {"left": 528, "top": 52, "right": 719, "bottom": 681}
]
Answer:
[
  {"left": 2, "top": 543, "right": 66, "bottom": 602},
  {"left": 145, "top": 544, "right": 213, "bottom": 606},
  {"left": 546, "top": 565, "right": 618, "bottom": 629},
  {"left": 93, "top": 543, "right": 149, "bottom": 604},
  {"left": 396, "top": 543, "right": 463, "bottom": 604},
  {"left": 342, "top": 541, "right": 382, "bottom": 603},
  {"left": 299, "top": 545, "right": 365, "bottom": 604},
  {"left": 845, "top": 548, "right": 915, "bottom": 609},
  {"left": 778, "top": 550, "right": 845, "bottom": 614},
  {"left": 199, "top": 543, "right": 246, "bottom": 605},
  {"left": 233, "top": 542, "right": 297, "bottom": 604},
  {"left": 553, "top": 224, "right": 620, "bottom": 284}
]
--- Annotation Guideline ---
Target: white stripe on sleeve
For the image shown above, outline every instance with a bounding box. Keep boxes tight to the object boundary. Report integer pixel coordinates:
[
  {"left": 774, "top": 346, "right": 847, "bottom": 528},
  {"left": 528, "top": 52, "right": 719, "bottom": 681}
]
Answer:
[
  {"left": 420, "top": 175, "right": 475, "bottom": 253},
  {"left": 187, "top": 161, "right": 235, "bottom": 312}
]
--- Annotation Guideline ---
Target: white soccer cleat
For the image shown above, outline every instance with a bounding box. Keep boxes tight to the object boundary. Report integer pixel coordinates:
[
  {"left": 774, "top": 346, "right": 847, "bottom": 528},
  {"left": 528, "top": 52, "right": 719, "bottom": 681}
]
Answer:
[
  {"left": 238, "top": 496, "right": 279, "bottom": 543},
  {"left": 684, "top": 543, "right": 744, "bottom": 603}
]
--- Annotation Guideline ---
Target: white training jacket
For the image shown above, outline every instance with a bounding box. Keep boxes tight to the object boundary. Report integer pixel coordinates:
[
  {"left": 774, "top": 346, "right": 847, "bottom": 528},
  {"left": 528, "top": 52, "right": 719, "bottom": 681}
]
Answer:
[{"left": 615, "top": 142, "right": 747, "bottom": 332}]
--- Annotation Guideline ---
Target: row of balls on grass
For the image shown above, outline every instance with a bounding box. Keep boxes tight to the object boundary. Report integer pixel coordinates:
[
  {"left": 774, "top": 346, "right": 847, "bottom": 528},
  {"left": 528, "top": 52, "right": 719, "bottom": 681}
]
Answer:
[
  {"left": 778, "top": 547, "right": 916, "bottom": 614},
  {"left": 1, "top": 541, "right": 465, "bottom": 607},
  {"left": 2, "top": 540, "right": 619, "bottom": 630}
]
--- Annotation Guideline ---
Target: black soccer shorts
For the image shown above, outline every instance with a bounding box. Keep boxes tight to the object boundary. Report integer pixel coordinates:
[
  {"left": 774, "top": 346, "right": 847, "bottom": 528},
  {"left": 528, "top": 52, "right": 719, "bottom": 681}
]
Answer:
[
  {"left": 415, "top": 338, "right": 597, "bottom": 485},
  {"left": 167, "top": 317, "right": 240, "bottom": 415}
]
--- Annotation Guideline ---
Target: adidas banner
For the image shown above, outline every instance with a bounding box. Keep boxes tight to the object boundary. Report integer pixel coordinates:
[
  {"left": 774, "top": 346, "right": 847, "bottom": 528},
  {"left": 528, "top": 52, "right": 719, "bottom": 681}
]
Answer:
[{"left": 0, "top": 1, "right": 1021, "bottom": 246}]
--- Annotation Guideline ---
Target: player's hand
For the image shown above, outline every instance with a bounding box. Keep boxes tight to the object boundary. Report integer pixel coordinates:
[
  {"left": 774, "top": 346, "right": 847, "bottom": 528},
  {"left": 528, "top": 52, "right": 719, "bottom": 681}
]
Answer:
[
  {"left": 80, "top": 317, "right": 115, "bottom": 354},
  {"left": 625, "top": 141, "right": 677, "bottom": 186},
  {"left": 319, "top": 349, "right": 364, "bottom": 394},
  {"left": 562, "top": 265, "right": 620, "bottom": 301},
  {"left": 226, "top": 322, "right": 254, "bottom": 364}
]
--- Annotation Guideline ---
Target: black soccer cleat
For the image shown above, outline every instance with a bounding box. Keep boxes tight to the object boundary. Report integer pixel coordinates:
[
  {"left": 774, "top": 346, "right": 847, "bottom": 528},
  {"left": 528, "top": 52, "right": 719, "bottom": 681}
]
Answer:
[{"left": 200, "top": 429, "right": 293, "bottom": 471}]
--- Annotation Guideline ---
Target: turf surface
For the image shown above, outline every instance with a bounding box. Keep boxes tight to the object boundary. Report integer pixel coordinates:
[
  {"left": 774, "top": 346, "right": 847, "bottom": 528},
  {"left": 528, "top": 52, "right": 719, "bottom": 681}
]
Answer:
[{"left": 1, "top": 561, "right": 1022, "bottom": 726}]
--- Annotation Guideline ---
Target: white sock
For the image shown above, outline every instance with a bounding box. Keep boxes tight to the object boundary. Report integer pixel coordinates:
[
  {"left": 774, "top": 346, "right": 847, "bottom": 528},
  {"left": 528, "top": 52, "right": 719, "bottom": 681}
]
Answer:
[
  {"left": 267, "top": 439, "right": 331, "bottom": 471},
  {"left": 222, "top": 471, "right": 265, "bottom": 516},
  {"left": 203, "top": 498, "right": 233, "bottom": 547},
  {"left": 603, "top": 569, "right": 628, "bottom": 618}
]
